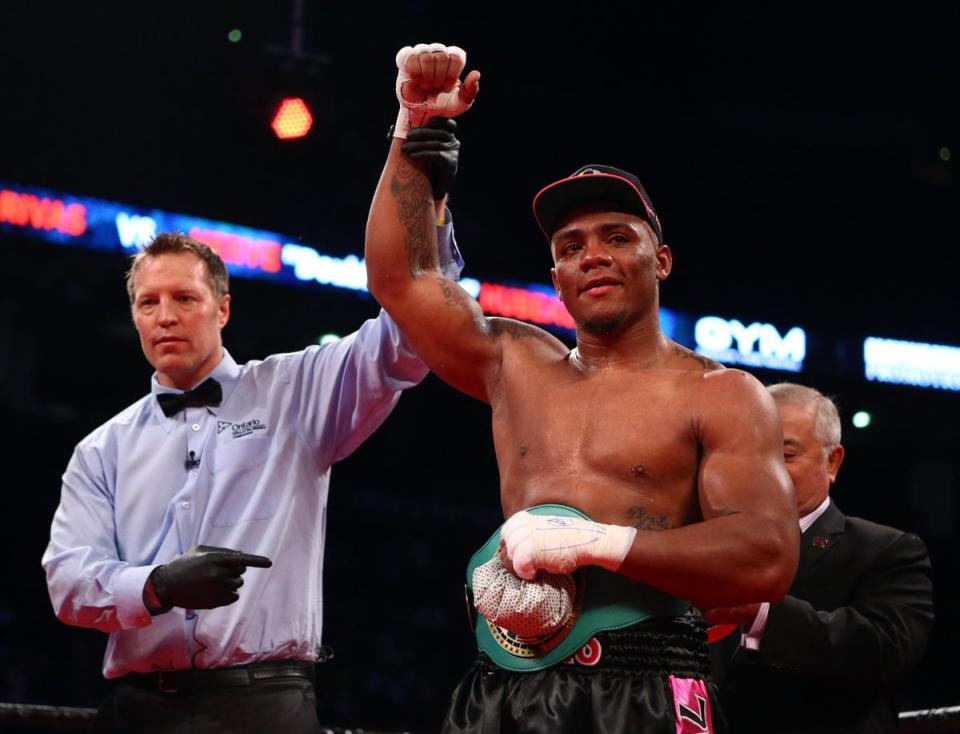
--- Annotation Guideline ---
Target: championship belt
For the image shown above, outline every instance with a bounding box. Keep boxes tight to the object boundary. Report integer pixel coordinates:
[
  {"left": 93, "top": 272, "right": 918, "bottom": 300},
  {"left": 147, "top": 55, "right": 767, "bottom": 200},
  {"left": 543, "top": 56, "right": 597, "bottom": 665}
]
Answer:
[{"left": 466, "top": 504, "right": 691, "bottom": 672}]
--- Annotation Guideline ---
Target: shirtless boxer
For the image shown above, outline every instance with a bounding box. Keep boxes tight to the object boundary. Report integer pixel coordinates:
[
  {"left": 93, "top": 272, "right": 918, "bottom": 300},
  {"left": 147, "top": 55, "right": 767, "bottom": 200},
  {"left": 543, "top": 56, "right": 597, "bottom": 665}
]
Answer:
[{"left": 366, "top": 44, "right": 799, "bottom": 734}]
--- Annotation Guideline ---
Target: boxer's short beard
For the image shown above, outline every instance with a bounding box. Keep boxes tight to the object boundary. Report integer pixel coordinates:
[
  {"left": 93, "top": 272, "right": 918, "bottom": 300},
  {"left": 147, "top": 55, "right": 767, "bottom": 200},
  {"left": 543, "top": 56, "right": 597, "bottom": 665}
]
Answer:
[{"left": 578, "top": 310, "right": 628, "bottom": 336}]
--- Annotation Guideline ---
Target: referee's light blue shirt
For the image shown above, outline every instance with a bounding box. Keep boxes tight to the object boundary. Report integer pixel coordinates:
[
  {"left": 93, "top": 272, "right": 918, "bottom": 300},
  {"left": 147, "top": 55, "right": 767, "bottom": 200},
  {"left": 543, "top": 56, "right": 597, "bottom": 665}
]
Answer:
[{"left": 42, "top": 221, "right": 462, "bottom": 679}]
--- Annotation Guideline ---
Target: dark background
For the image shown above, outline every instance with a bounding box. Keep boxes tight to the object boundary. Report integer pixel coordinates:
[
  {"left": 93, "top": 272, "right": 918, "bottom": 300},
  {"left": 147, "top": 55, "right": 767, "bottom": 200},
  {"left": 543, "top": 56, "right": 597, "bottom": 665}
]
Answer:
[{"left": 1, "top": 1, "right": 957, "bottom": 730}]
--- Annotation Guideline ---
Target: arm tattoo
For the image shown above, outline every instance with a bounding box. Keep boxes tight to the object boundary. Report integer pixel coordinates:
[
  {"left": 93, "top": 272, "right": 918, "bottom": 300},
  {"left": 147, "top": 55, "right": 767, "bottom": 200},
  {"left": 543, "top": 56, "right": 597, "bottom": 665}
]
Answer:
[
  {"left": 673, "top": 345, "right": 723, "bottom": 371},
  {"left": 438, "top": 281, "right": 491, "bottom": 334},
  {"left": 626, "top": 506, "right": 672, "bottom": 530},
  {"left": 390, "top": 157, "right": 436, "bottom": 275},
  {"left": 440, "top": 280, "right": 473, "bottom": 309},
  {"left": 488, "top": 319, "right": 549, "bottom": 341}
]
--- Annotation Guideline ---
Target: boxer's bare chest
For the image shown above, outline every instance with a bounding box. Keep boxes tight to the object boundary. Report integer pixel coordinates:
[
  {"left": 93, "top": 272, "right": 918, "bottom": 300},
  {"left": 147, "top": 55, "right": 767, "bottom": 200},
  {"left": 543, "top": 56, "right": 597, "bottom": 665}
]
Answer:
[{"left": 491, "top": 351, "right": 710, "bottom": 528}]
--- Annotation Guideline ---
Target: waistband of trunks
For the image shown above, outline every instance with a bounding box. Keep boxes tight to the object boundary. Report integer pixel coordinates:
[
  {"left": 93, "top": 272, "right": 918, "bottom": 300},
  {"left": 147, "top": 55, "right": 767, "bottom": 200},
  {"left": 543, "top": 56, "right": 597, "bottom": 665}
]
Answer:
[
  {"left": 478, "top": 610, "right": 711, "bottom": 677},
  {"left": 594, "top": 609, "right": 710, "bottom": 676}
]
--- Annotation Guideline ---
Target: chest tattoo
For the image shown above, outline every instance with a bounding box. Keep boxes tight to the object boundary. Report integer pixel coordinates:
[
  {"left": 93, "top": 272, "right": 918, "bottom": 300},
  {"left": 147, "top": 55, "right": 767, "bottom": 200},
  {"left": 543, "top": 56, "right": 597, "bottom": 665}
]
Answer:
[{"left": 627, "top": 506, "right": 671, "bottom": 530}]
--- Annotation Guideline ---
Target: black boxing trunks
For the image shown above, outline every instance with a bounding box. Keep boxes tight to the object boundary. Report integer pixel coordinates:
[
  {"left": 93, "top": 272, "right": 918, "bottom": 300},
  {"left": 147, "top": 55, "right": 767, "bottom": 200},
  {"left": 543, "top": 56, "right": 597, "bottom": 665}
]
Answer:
[{"left": 441, "top": 611, "right": 723, "bottom": 734}]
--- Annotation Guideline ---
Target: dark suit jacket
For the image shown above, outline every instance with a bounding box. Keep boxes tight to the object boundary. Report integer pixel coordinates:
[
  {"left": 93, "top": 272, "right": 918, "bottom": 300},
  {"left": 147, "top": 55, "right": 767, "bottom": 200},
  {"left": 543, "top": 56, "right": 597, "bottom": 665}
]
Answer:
[{"left": 712, "top": 501, "right": 934, "bottom": 734}]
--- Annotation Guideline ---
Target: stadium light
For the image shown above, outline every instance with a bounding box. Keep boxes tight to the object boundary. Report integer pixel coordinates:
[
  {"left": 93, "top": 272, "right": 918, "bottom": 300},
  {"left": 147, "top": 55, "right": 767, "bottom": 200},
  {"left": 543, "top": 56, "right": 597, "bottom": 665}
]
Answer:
[{"left": 271, "top": 97, "right": 314, "bottom": 140}]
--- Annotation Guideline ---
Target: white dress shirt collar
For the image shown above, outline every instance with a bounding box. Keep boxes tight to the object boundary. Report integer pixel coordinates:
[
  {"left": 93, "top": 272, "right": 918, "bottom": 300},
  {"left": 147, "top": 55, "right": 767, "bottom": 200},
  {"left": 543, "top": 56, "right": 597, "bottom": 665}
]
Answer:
[{"left": 799, "top": 495, "right": 831, "bottom": 535}]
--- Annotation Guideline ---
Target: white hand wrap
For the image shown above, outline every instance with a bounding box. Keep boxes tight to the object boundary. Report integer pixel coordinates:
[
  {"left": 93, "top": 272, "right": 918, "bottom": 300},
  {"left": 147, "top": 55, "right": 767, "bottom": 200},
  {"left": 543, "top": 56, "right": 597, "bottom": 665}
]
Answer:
[
  {"left": 472, "top": 553, "right": 575, "bottom": 638},
  {"left": 502, "top": 511, "right": 637, "bottom": 580},
  {"left": 393, "top": 43, "right": 472, "bottom": 139}
]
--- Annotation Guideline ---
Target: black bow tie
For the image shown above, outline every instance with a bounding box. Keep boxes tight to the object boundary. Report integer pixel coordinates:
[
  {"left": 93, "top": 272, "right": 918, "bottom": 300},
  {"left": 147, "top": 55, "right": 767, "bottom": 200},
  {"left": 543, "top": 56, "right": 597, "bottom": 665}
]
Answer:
[{"left": 157, "top": 378, "right": 223, "bottom": 417}]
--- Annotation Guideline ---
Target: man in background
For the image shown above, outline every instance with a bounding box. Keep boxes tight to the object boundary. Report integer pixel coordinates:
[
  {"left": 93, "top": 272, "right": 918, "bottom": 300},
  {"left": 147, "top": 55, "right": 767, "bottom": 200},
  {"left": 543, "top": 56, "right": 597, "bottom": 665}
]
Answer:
[{"left": 708, "top": 382, "right": 934, "bottom": 734}]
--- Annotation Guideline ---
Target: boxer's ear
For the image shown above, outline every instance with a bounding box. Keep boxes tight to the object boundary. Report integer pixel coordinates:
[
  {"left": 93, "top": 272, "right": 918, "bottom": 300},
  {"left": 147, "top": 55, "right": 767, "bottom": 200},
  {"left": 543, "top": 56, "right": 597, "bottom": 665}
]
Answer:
[{"left": 655, "top": 244, "right": 672, "bottom": 282}]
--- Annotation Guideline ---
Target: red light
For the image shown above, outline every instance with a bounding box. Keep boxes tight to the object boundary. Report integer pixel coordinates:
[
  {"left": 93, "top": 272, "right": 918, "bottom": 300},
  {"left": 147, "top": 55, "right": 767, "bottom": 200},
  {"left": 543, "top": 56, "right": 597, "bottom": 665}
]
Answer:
[{"left": 271, "top": 97, "right": 314, "bottom": 140}]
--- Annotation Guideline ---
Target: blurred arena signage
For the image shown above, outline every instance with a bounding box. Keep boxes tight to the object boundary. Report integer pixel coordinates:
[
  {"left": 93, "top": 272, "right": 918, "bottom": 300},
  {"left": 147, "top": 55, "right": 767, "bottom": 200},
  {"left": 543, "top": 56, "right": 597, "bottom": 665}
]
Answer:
[
  {"left": 694, "top": 315, "right": 806, "bottom": 373},
  {"left": 12, "top": 179, "right": 958, "bottom": 388},
  {"left": 0, "top": 180, "right": 801, "bottom": 375},
  {"left": 864, "top": 337, "right": 960, "bottom": 392},
  {"left": 0, "top": 180, "right": 481, "bottom": 298},
  {"left": 0, "top": 186, "right": 87, "bottom": 236},
  {"left": 478, "top": 282, "right": 575, "bottom": 330}
]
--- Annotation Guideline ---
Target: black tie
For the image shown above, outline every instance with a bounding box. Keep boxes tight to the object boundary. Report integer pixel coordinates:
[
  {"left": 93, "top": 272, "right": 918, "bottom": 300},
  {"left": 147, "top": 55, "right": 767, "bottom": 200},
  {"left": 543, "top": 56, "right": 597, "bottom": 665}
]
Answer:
[{"left": 156, "top": 378, "right": 223, "bottom": 417}]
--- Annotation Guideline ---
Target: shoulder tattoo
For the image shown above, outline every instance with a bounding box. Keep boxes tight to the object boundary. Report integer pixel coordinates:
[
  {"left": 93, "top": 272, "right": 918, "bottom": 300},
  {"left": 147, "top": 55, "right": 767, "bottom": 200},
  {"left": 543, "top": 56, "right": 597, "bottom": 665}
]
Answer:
[
  {"left": 488, "top": 319, "right": 549, "bottom": 341},
  {"left": 672, "top": 344, "right": 723, "bottom": 372}
]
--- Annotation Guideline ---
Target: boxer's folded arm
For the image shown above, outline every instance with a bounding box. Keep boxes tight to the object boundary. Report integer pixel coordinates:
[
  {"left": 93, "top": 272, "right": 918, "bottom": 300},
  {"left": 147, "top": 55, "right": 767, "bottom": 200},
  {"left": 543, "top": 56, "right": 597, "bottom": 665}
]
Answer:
[{"left": 618, "top": 370, "right": 800, "bottom": 608}]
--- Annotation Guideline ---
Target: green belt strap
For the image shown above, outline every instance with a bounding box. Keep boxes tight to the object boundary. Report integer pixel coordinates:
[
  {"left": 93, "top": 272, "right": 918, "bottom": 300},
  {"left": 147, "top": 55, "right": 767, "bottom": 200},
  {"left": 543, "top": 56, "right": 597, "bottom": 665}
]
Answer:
[{"left": 466, "top": 504, "right": 691, "bottom": 672}]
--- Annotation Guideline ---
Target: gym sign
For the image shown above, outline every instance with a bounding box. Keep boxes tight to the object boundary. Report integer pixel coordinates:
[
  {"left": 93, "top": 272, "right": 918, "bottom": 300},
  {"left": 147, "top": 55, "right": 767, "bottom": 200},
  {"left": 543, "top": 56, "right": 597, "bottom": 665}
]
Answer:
[{"left": 694, "top": 316, "right": 806, "bottom": 373}]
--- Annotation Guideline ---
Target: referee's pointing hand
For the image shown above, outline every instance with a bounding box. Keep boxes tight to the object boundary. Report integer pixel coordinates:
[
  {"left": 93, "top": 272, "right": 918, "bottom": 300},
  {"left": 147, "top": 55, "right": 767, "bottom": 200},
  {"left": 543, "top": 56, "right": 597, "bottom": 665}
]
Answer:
[{"left": 151, "top": 545, "right": 273, "bottom": 610}]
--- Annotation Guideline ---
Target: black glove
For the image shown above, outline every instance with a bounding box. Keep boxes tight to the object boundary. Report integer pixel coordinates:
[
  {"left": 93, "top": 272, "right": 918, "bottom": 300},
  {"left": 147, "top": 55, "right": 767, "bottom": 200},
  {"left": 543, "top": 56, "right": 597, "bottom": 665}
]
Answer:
[
  {"left": 149, "top": 545, "right": 272, "bottom": 610},
  {"left": 400, "top": 117, "right": 461, "bottom": 201}
]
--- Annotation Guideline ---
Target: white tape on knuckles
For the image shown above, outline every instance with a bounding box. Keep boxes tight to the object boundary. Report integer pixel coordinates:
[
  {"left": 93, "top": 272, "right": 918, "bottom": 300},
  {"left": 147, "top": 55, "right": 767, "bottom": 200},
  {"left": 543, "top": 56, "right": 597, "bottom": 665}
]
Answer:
[
  {"left": 395, "top": 46, "right": 469, "bottom": 109},
  {"left": 392, "top": 43, "right": 471, "bottom": 139},
  {"left": 396, "top": 43, "right": 466, "bottom": 69}
]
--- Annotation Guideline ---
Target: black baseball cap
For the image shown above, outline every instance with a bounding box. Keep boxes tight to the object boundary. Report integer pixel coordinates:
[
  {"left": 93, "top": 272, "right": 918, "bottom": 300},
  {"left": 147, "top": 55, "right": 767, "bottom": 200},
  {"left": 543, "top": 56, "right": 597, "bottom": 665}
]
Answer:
[{"left": 532, "top": 164, "right": 663, "bottom": 243}]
